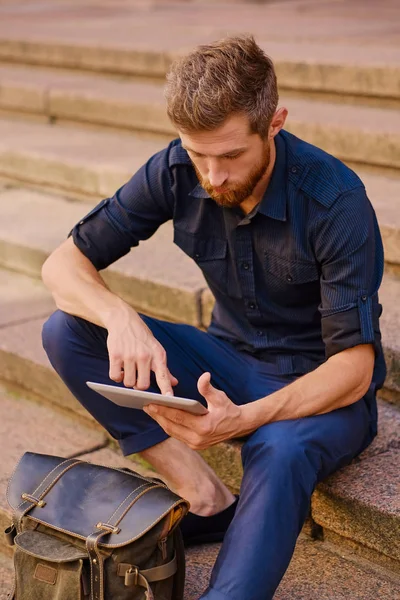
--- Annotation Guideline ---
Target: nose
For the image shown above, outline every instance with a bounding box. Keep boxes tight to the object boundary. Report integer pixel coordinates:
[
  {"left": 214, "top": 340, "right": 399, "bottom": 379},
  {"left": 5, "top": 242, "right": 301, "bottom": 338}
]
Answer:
[{"left": 208, "top": 159, "right": 228, "bottom": 189}]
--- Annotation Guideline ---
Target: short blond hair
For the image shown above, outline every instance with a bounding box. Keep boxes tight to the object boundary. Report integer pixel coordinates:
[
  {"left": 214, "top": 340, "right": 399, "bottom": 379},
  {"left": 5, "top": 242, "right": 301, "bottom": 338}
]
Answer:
[{"left": 165, "top": 35, "right": 278, "bottom": 138}]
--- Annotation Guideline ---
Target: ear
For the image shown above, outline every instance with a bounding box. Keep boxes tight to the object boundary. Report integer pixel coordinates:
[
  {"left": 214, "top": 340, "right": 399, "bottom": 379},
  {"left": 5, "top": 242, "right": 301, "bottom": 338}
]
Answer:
[{"left": 268, "top": 107, "right": 288, "bottom": 140}]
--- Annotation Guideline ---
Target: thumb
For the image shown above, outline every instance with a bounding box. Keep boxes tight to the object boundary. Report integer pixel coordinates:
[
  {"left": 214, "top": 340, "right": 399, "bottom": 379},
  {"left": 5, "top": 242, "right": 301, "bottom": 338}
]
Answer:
[{"left": 197, "top": 372, "right": 223, "bottom": 405}]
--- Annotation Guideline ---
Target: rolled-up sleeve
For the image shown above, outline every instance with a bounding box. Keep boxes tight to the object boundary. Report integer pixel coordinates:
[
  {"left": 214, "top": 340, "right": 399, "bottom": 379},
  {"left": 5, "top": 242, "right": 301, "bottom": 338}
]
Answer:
[
  {"left": 313, "top": 186, "right": 384, "bottom": 359},
  {"left": 69, "top": 146, "right": 174, "bottom": 270}
]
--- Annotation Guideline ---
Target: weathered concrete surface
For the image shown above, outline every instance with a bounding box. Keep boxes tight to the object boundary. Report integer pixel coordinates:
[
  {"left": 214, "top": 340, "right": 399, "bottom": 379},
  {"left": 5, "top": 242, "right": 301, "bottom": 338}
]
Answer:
[
  {"left": 0, "top": 67, "right": 400, "bottom": 169},
  {"left": 183, "top": 535, "right": 400, "bottom": 600},
  {"left": 0, "top": 268, "right": 54, "bottom": 327},
  {"left": 358, "top": 400, "right": 400, "bottom": 461},
  {"left": 0, "top": 553, "right": 13, "bottom": 599},
  {"left": 312, "top": 450, "right": 400, "bottom": 563},
  {"left": 380, "top": 273, "right": 400, "bottom": 396},
  {"left": 0, "top": 1, "right": 399, "bottom": 100},
  {"left": 0, "top": 118, "right": 166, "bottom": 198},
  {"left": 0, "top": 316, "right": 95, "bottom": 422}
]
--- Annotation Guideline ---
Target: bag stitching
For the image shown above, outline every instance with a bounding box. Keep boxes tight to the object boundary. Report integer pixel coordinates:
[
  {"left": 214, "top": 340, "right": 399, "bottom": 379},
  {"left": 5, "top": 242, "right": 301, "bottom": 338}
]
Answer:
[{"left": 106, "top": 483, "right": 151, "bottom": 525}]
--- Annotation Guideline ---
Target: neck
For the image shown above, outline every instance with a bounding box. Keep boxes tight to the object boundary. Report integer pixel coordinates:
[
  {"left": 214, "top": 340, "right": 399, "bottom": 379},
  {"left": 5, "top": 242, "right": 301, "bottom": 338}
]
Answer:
[{"left": 240, "top": 139, "right": 277, "bottom": 215}]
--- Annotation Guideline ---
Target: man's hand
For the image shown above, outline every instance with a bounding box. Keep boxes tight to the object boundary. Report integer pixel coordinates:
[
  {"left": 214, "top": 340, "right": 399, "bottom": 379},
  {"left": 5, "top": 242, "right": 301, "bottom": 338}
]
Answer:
[
  {"left": 143, "top": 372, "right": 244, "bottom": 450},
  {"left": 105, "top": 306, "right": 178, "bottom": 395}
]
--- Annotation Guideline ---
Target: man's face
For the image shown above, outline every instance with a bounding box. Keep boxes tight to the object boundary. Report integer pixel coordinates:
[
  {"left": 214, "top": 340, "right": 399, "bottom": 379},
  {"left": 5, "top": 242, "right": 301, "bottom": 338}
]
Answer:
[{"left": 179, "top": 114, "right": 271, "bottom": 208}]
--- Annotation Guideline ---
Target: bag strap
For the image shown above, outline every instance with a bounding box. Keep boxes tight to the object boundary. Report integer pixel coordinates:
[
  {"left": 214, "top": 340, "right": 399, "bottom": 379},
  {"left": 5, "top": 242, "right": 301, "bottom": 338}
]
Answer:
[
  {"left": 117, "top": 554, "right": 177, "bottom": 583},
  {"left": 13, "top": 458, "right": 81, "bottom": 532},
  {"left": 86, "top": 482, "right": 165, "bottom": 600}
]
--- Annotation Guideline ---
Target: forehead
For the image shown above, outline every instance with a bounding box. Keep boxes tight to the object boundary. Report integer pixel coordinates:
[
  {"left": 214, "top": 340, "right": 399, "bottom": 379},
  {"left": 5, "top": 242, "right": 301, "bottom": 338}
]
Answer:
[{"left": 179, "top": 114, "right": 257, "bottom": 156}]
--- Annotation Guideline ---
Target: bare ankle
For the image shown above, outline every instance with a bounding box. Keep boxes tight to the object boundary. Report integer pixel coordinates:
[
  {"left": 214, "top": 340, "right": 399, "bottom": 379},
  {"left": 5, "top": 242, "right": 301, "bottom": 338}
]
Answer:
[{"left": 178, "top": 480, "right": 236, "bottom": 516}]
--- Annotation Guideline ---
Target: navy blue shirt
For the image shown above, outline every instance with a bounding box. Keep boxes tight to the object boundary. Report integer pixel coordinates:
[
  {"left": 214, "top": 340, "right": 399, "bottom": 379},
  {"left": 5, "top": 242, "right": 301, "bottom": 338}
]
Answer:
[{"left": 70, "top": 130, "right": 386, "bottom": 388}]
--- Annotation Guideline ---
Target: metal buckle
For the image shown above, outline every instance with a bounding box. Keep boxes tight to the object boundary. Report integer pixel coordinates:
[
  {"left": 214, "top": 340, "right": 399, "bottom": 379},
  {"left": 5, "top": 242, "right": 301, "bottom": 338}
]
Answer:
[
  {"left": 125, "top": 566, "right": 139, "bottom": 587},
  {"left": 96, "top": 522, "right": 120, "bottom": 534},
  {"left": 21, "top": 493, "right": 46, "bottom": 508}
]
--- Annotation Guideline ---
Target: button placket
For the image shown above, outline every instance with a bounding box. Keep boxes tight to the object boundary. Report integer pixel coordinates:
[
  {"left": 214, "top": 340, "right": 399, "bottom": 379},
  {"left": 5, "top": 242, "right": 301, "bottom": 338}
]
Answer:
[{"left": 234, "top": 227, "right": 261, "bottom": 323}]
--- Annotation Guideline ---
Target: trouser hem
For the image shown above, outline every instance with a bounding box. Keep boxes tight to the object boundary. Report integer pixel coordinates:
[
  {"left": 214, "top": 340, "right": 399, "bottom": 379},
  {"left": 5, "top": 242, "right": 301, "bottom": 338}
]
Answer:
[{"left": 118, "top": 427, "right": 170, "bottom": 455}]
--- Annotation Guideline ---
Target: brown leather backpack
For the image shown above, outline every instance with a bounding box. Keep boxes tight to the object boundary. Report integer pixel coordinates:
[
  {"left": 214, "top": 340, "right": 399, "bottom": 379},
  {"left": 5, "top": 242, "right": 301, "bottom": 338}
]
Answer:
[{"left": 5, "top": 452, "right": 189, "bottom": 599}]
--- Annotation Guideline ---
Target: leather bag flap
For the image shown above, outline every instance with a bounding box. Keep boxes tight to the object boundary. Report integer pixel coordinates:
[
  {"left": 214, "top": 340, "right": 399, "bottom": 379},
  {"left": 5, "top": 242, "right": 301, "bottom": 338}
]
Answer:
[{"left": 7, "top": 453, "right": 188, "bottom": 548}]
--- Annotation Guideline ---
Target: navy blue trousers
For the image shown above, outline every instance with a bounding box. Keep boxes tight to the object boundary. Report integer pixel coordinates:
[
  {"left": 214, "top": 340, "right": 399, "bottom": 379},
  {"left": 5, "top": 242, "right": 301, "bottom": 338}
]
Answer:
[{"left": 42, "top": 311, "right": 376, "bottom": 600}]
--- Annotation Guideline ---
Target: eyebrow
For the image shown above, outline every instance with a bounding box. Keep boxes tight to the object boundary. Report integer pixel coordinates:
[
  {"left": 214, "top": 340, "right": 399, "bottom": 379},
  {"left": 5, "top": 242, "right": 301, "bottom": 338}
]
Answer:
[{"left": 182, "top": 145, "right": 247, "bottom": 158}]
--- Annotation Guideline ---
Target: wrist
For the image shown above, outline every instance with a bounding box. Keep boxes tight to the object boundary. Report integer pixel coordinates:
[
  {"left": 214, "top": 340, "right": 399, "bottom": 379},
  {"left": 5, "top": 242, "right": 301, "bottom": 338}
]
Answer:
[
  {"left": 239, "top": 400, "right": 266, "bottom": 435},
  {"left": 100, "top": 297, "right": 140, "bottom": 331}
]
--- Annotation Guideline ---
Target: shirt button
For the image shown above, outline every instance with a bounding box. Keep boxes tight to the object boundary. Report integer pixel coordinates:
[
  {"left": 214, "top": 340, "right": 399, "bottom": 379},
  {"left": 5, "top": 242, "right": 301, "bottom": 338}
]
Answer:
[
  {"left": 249, "top": 302, "right": 256, "bottom": 309},
  {"left": 291, "top": 166, "right": 298, "bottom": 174},
  {"left": 194, "top": 253, "right": 201, "bottom": 259},
  {"left": 286, "top": 274, "right": 293, "bottom": 282},
  {"left": 242, "top": 262, "right": 250, "bottom": 270},
  {"left": 257, "top": 330, "right": 263, "bottom": 337},
  {"left": 361, "top": 295, "right": 367, "bottom": 302}
]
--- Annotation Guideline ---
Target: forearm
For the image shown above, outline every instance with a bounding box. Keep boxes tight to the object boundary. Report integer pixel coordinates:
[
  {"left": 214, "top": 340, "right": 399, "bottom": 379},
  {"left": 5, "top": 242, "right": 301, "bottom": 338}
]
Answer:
[
  {"left": 41, "top": 238, "right": 139, "bottom": 329},
  {"left": 241, "top": 345, "right": 374, "bottom": 434}
]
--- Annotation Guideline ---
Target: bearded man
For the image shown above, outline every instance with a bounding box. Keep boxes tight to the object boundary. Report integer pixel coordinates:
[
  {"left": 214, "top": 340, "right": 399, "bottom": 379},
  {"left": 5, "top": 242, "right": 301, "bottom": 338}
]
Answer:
[{"left": 41, "top": 35, "right": 386, "bottom": 599}]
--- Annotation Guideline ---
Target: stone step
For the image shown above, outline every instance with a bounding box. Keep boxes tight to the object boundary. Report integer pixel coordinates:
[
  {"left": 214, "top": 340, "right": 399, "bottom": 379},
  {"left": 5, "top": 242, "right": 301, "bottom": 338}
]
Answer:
[
  {"left": 0, "top": 118, "right": 166, "bottom": 199},
  {"left": 0, "top": 267, "right": 399, "bottom": 569},
  {"left": 0, "top": 119, "right": 398, "bottom": 265},
  {"left": 0, "top": 186, "right": 398, "bottom": 400},
  {"left": 0, "top": 1, "right": 399, "bottom": 103},
  {"left": 0, "top": 68, "right": 399, "bottom": 170}
]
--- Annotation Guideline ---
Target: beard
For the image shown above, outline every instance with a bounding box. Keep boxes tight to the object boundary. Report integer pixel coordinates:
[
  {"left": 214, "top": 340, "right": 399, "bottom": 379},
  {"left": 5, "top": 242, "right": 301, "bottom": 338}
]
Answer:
[{"left": 194, "top": 143, "right": 271, "bottom": 208}]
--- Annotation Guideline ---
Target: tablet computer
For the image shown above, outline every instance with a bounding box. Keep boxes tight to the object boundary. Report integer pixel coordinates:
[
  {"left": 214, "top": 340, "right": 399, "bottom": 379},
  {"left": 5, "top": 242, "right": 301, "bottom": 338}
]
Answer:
[{"left": 86, "top": 381, "right": 208, "bottom": 415}]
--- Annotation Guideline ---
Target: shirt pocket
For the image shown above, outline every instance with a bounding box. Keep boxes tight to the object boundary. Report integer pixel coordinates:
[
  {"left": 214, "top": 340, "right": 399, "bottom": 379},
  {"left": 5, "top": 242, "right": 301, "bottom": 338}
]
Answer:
[
  {"left": 173, "top": 228, "right": 228, "bottom": 292},
  {"left": 264, "top": 252, "right": 320, "bottom": 306}
]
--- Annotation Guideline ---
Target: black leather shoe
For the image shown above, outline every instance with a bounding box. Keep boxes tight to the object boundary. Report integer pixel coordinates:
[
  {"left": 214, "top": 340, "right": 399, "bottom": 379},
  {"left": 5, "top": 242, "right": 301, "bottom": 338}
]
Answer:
[{"left": 179, "top": 495, "right": 239, "bottom": 546}]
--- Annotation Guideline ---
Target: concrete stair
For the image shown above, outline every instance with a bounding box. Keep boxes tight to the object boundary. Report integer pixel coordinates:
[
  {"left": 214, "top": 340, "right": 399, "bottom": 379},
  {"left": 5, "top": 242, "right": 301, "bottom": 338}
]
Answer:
[
  {"left": 0, "top": 66, "right": 399, "bottom": 171},
  {"left": 0, "top": 1, "right": 399, "bottom": 596}
]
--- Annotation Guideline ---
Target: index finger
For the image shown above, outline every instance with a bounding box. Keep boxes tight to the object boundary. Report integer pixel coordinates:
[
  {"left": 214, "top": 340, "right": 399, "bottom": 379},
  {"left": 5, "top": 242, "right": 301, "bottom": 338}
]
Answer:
[{"left": 154, "top": 364, "right": 174, "bottom": 396}]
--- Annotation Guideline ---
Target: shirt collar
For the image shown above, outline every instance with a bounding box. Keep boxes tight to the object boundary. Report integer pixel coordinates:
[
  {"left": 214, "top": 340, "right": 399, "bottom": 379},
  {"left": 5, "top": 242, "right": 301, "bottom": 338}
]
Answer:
[{"left": 188, "top": 132, "right": 288, "bottom": 221}]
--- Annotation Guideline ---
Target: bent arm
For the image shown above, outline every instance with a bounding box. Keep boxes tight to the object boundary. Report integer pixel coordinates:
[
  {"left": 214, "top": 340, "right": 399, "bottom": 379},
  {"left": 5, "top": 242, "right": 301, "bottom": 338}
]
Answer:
[
  {"left": 41, "top": 237, "right": 138, "bottom": 329},
  {"left": 241, "top": 343, "right": 374, "bottom": 432}
]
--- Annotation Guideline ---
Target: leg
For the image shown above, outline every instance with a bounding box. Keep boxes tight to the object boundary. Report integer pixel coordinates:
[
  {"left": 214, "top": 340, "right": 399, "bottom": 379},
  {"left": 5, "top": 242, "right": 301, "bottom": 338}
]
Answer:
[
  {"left": 42, "top": 309, "right": 259, "bottom": 454},
  {"left": 201, "top": 396, "right": 374, "bottom": 600},
  {"left": 41, "top": 310, "right": 254, "bottom": 512}
]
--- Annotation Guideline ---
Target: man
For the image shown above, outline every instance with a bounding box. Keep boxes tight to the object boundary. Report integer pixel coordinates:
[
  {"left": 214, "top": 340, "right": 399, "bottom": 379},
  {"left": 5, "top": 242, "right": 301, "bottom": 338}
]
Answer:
[{"left": 41, "top": 35, "right": 386, "bottom": 599}]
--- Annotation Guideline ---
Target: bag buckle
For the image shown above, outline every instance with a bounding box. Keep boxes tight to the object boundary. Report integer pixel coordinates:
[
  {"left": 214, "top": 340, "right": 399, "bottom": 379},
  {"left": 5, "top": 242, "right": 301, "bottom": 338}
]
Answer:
[
  {"left": 125, "top": 566, "right": 139, "bottom": 587},
  {"left": 96, "top": 522, "right": 120, "bottom": 534},
  {"left": 21, "top": 493, "right": 46, "bottom": 508}
]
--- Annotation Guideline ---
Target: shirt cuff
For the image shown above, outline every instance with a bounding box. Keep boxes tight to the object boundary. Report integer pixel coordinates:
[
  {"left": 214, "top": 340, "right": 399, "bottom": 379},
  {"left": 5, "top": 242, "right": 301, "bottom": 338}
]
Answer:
[{"left": 322, "top": 294, "right": 382, "bottom": 359}]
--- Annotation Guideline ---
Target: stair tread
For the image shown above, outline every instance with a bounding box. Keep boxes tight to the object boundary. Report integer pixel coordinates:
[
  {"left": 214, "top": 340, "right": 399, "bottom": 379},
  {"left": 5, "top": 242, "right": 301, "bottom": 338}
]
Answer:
[
  {"left": 0, "top": 63, "right": 399, "bottom": 132},
  {"left": 0, "top": 65, "right": 400, "bottom": 155}
]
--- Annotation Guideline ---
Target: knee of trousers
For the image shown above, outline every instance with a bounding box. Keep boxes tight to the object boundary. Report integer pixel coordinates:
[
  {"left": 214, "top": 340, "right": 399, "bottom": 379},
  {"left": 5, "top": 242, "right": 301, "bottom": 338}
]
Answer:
[
  {"left": 241, "top": 425, "right": 320, "bottom": 480},
  {"left": 42, "top": 310, "right": 79, "bottom": 367}
]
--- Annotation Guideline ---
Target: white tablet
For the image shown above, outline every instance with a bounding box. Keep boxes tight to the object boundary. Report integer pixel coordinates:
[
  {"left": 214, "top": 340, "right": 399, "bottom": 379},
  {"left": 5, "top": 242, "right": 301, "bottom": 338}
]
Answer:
[{"left": 86, "top": 381, "right": 208, "bottom": 415}]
